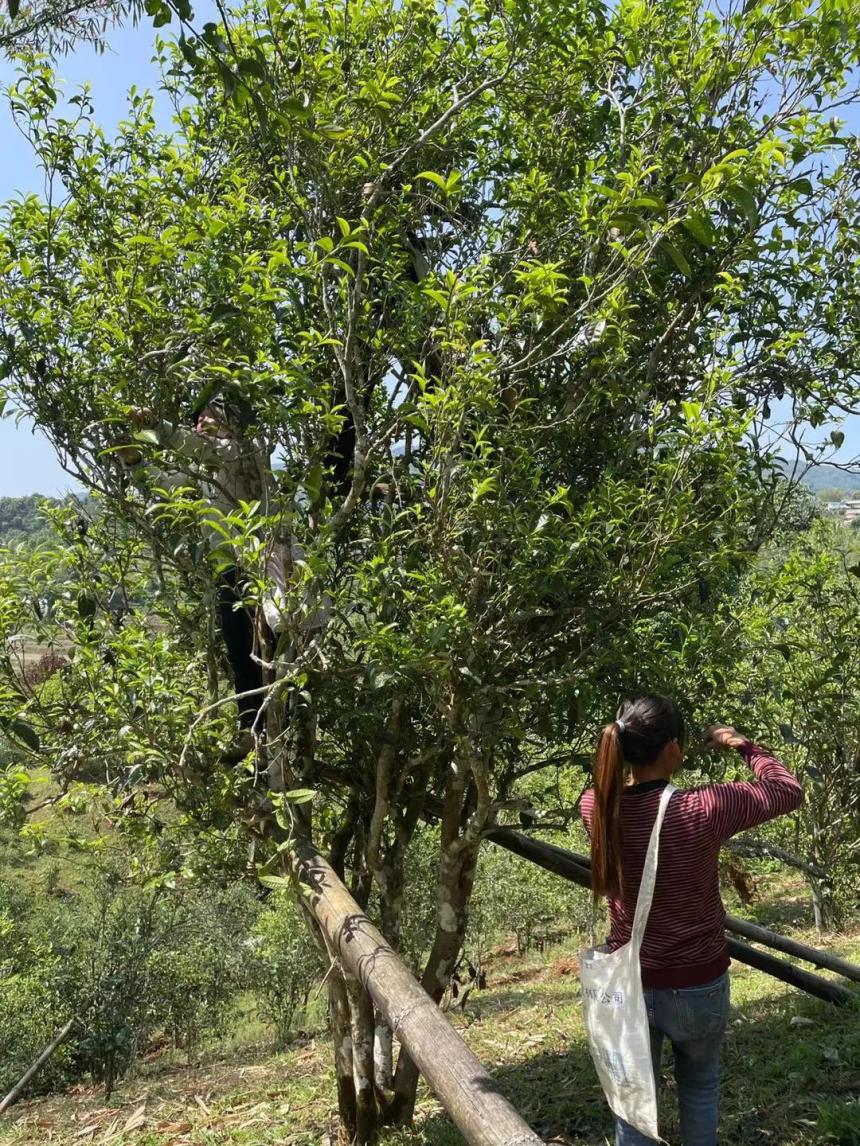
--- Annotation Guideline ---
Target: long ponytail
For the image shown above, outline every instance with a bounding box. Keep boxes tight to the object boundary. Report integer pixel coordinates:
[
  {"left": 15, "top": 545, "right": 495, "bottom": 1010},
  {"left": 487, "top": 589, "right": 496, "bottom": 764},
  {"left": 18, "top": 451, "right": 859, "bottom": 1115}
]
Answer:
[
  {"left": 590, "top": 722, "right": 626, "bottom": 901},
  {"left": 590, "top": 694, "right": 685, "bottom": 900}
]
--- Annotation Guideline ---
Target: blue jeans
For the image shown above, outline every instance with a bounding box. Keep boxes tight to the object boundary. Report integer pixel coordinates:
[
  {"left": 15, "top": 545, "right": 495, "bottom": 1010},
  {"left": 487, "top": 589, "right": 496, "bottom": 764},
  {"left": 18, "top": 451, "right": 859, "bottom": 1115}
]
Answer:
[{"left": 615, "top": 973, "right": 730, "bottom": 1146}]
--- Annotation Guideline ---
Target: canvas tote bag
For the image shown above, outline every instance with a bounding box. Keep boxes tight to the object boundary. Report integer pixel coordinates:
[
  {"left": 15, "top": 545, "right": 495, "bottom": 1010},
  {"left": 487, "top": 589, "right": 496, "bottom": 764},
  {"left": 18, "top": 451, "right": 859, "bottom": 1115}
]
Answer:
[{"left": 580, "top": 783, "right": 676, "bottom": 1141}]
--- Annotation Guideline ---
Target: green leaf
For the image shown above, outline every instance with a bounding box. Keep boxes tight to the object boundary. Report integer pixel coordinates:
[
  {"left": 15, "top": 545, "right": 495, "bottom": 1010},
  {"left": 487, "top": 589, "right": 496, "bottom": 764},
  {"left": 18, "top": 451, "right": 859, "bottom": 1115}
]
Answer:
[
  {"left": 77, "top": 591, "right": 97, "bottom": 619},
  {"left": 257, "top": 873, "right": 293, "bottom": 892},
  {"left": 217, "top": 59, "right": 237, "bottom": 97},
  {"left": 590, "top": 182, "right": 620, "bottom": 199},
  {"left": 336, "top": 216, "right": 351, "bottom": 238},
  {"left": 178, "top": 33, "right": 199, "bottom": 67},
  {"left": 274, "top": 97, "right": 312, "bottom": 122},
  {"left": 8, "top": 0, "right": 20, "bottom": 19},
  {"left": 682, "top": 213, "right": 716, "bottom": 248},
  {"left": 210, "top": 301, "right": 240, "bottom": 320},
  {"left": 661, "top": 240, "right": 692, "bottom": 278},
  {"left": 324, "top": 256, "right": 355, "bottom": 277},
  {"left": 146, "top": 0, "right": 172, "bottom": 27},
  {"left": 726, "top": 184, "right": 758, "bottom": 229},
  {"left": 8, "top": 719, "right": 39, "bottom": 752},
  {"left": 175, "top": 0, "right": 193, "bottom": 18},
  {"left": 631, "top": 195, "right": 668, "bottom": 213},
  {"left": 415, "top": 171, "right": 448, "bottom": 191},
  {"left": 238, "top": 57, "right": 266, "bottom": 80},
  {"left": 284, "top": 788, "right": 316, "bottom": 804},
  {"left": 830, "top": 429, "right": 845, "bottom": 449},
  {"left": 134, "top": 428, "right": 161, "bottom": 446}
]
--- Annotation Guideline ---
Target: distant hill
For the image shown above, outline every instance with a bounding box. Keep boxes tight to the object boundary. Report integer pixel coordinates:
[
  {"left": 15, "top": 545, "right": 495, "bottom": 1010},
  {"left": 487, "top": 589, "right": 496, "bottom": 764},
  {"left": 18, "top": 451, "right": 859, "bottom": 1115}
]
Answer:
[
  {"left": 799, "top": 464, "right": 860, "bottom": 496},
  {"left": 0, "top": 494, "right": 59, "bottom": 545}
]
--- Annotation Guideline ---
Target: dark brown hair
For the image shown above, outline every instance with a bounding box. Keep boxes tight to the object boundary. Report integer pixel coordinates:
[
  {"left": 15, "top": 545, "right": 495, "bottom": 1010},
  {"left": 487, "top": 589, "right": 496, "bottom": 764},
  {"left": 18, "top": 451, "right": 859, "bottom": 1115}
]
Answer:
[{"left": 590, "top": 694, "right": 685, "bottom": 901}]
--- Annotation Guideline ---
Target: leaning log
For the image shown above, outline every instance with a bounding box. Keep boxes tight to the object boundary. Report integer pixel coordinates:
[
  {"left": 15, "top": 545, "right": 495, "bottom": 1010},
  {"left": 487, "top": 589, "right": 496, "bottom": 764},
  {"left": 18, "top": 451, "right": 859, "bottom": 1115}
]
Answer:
[
  {"left": 484, "top": 827, "right": 857, "bottom": 1006},
  {"left": 289, "top": 835, "right": 544, "bottom": 1146},
  {"left": 0, "top": 1017, "right": 77, "bottom": 1116}
]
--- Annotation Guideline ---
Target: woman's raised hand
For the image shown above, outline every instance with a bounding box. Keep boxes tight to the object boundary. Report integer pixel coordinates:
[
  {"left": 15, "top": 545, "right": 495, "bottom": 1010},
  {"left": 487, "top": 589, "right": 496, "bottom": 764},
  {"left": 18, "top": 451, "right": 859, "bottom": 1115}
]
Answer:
[{"left": 703, "top": 724, "right": 749, "bottom": 751}]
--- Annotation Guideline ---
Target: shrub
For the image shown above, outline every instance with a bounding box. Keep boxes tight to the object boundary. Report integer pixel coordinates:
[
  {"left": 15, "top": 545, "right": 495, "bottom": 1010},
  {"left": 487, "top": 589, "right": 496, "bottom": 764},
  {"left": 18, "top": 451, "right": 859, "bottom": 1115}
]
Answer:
[
  {"left": 248, "top": 892, "right": 323, "bottom": 1047},
  {"left": 0, "top": 889, "right": 76, "bottom": 1095}
]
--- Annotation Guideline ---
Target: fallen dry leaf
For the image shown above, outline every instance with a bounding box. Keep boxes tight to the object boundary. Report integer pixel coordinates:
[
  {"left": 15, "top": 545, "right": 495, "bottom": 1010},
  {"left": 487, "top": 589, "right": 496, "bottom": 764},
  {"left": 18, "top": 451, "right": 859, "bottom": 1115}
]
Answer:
[{"left": 122, "top": 1103, "right": 147, "bottom": 1132}]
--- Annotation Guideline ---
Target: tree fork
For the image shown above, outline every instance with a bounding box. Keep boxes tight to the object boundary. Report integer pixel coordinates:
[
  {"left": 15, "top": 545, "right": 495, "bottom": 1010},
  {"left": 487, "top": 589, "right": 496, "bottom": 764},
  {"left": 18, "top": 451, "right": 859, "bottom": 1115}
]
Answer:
[{"left": 288, "top": 835, "right": 543, "bottom": 1146}]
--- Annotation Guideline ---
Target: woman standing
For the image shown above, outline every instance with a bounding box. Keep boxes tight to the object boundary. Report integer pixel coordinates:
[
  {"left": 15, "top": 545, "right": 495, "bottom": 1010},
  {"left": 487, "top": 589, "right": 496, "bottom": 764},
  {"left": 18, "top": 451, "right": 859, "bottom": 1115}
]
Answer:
[{"left": 581, "top": 695, "right": 802, "bottom": 1146}]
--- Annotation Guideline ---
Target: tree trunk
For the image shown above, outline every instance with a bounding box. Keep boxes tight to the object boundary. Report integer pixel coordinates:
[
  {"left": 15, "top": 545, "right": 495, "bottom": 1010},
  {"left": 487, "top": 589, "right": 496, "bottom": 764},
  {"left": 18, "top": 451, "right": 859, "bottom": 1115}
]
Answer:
[
  {"left": 328, "top": 965, "right": 358, "bottom": 1141},
  {"left": 373, "top": 1020, "right": 394, "bottom": 1092},
  {"left": 288, "top": 834, "right": 542, "bottom": 1146},
  {"left": 345, "top": 975, "right": 379, "bottom": 1144},
  {"left": 811, "top": 878, "right": 833, "bottom": 932},
  {"left": 388, "top": 771, "right": 480, "bottom": 1126}
]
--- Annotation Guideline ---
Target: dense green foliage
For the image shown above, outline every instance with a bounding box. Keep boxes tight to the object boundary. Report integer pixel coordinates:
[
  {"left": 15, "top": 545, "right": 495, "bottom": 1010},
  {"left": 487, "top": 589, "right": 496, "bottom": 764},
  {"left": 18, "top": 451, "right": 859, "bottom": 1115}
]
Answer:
[{"left": 0, "top": 808, "right": 329, "bottom": 1095}]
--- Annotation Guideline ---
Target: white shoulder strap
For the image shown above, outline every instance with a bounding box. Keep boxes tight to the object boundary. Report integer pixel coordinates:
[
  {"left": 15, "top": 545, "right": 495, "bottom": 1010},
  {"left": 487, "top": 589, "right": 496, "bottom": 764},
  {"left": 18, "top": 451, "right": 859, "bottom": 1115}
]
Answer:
[{"left": 630, "top": 783, "right": 676, "bottom": 950}]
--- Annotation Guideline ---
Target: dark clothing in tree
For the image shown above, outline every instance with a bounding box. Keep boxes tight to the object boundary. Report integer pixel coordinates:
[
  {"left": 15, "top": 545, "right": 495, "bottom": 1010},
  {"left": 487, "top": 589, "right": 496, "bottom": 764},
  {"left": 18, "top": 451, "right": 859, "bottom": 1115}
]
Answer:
[{"left": 217, "top": 566, "right": 269, "bottom": 731}]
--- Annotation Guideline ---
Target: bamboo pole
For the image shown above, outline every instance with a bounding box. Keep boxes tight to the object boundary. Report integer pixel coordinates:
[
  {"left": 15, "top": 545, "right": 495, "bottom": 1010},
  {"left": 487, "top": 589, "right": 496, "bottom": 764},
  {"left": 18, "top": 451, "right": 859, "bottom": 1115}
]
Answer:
[
  {"left": 723, "top": 937, "right": 854, "bottom": 1005},
  {"left": 0, "top": 1017, "right": 77, "bottom": 1116},
  {"left": 723, "top": 915, "right": 860, "bottom": 985},
  {"left": 289, "top": 835, "right": 544, "bottom": 1146},
  {"left": 484, "top": 827, "right": 857, "bottom": 1007}
]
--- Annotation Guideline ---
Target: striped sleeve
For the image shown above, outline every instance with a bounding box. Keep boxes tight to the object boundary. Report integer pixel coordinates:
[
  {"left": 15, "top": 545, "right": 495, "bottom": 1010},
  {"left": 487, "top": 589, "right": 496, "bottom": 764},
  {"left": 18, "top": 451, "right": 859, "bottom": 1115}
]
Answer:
[
  {"left": 698, "top": 743, "right": 803, "bottom": 841},
  {"left": 580, "top": 789, "right": 594, "bottom": 838}
]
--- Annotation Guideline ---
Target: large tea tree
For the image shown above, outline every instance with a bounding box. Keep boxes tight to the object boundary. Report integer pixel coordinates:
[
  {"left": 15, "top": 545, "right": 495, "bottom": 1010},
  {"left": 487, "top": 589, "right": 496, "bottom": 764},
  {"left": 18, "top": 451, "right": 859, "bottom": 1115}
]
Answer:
[{"left": 3, "top": 0, "right": 860, "bottom": 1135}]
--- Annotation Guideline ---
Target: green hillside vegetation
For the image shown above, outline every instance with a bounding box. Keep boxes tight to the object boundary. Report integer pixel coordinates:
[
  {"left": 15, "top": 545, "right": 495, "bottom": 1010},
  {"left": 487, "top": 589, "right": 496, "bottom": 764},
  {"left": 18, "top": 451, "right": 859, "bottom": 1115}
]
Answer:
[
  {"left": 0, "top": 496, "right": 58, "bottom": 546},
  {"left": 1, "top": 876, "right": 857, "bottom": 1146}
]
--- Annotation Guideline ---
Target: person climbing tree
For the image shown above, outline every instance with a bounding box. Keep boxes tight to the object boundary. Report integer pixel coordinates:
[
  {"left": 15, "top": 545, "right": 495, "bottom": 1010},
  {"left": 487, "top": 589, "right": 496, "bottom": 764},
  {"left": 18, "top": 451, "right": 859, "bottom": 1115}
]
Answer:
[
  {"left": 581, "top": 696, "right": 803, "bottom": 1146},
  {"left": 116, "top": 387, "right": 276, "bottom": 746}
]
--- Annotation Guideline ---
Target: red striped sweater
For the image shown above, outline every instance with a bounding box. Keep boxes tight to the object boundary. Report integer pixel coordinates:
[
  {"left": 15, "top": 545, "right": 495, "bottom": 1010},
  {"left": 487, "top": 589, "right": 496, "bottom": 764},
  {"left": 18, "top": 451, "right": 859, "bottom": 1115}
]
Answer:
[{"left": 580, "top": 743, "right": 803, "bottom": 988}]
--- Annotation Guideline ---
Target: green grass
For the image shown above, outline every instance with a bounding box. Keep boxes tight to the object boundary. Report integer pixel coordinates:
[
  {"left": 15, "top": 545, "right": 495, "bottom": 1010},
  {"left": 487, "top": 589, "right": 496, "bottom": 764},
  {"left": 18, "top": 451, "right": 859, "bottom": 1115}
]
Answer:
[{"left": 2, "top": 915, "right": 858, "bottom": 1146}]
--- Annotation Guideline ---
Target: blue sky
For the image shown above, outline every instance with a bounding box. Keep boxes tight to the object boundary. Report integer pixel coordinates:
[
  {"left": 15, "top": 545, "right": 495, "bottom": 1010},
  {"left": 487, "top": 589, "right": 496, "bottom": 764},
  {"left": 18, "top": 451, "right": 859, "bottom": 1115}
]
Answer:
[{"left": 1, "top": 12, "right": 859, "bottom": 495}]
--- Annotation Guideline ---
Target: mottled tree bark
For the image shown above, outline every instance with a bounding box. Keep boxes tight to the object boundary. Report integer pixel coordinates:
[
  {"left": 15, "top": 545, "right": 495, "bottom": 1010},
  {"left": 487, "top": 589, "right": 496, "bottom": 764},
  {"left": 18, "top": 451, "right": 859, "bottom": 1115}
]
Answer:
[
  {"left": 345, "top": 974, "right": 379, "bottom": 1144},
  {"left": 328, "top": 966, "right": 358, "bottom": 1141},
  {"left": 373, "top": 1020, "right": 394, "bottom": 1092}
]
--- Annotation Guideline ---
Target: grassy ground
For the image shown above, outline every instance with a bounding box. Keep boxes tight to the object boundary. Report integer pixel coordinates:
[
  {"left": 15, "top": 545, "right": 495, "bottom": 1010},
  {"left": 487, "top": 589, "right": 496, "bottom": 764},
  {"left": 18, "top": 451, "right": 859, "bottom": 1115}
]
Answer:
[{"left": 2, "top": 883, "right": 858, "bottom": 1146}]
